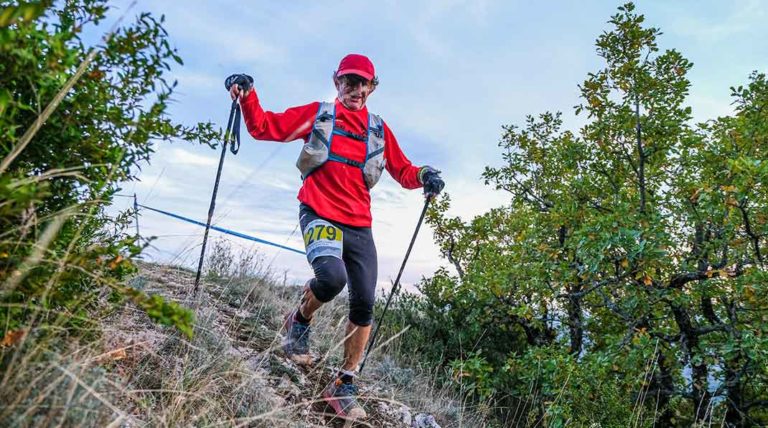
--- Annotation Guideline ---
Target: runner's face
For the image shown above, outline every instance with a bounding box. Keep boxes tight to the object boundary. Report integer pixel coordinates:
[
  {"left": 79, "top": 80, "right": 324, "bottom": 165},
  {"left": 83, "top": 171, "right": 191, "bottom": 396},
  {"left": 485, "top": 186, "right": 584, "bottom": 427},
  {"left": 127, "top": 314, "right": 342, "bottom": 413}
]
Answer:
[{"left": 334, "top": 74, "right": 375, "bottom": 111}]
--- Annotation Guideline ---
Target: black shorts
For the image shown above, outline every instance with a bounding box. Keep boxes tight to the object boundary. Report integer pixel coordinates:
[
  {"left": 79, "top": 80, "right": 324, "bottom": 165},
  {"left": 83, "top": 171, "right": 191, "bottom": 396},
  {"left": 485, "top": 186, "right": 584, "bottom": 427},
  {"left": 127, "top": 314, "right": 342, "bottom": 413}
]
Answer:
[{"left": 299, "top": 204, "right": 377, "bottom": 326}]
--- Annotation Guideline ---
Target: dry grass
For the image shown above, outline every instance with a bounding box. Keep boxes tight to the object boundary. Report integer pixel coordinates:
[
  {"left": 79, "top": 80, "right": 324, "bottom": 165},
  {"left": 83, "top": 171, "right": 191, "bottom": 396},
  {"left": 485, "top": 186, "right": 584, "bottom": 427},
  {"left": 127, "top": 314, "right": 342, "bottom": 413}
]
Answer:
[{"left": 1, "top": 239, "right": 492, "bottom": 427}]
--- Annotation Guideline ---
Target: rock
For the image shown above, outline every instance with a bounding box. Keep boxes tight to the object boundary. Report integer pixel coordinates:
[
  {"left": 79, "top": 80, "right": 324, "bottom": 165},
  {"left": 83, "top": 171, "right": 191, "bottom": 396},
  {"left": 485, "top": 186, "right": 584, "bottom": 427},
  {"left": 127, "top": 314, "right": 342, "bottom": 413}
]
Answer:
[
  {"left": 413, "top": 413, "right": 441, "bottom": 428},
  {"left": 376, "top": 402, "right": 413, "bottom": 426},
  {"left": 244, "top": 355, "right": 264, "bottom": 371},
  {"left": 235, "top": 308, "right": 252, "bottom": 318},
  {"left": 277, "top": 374, "right": 301, "bottom": 399},
  {"left": 268, "top": 354, "right": 303, "bottom": 385},
  {"left": 398, "top": 405, "right": 413, "bottom": 425},
  {"left": 377, "top": 401, "right": 392, "bottom": 414}
]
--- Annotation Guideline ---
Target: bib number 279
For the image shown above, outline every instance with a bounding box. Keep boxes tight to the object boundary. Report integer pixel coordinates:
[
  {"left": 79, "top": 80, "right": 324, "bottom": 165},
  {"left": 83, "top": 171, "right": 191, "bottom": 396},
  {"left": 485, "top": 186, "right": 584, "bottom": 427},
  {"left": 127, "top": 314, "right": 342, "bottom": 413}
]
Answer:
[{"left": 302, "top": 219, "right": 343, "bottom": 262}]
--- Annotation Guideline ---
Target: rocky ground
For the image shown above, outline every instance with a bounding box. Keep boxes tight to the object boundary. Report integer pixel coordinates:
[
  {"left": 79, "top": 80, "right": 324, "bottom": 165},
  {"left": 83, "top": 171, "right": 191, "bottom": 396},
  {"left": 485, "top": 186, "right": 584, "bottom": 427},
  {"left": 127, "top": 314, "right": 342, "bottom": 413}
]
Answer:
[{"left": 97, "top": 262, "right": 467, "bottom": 427}]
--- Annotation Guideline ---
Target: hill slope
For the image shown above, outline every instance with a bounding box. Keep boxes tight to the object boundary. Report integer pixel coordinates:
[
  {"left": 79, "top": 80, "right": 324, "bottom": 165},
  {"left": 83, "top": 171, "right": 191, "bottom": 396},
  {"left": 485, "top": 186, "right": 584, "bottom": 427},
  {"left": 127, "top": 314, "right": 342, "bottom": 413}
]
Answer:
[{"left": 94, "top": 262, "right": 478, "bottom": 427}]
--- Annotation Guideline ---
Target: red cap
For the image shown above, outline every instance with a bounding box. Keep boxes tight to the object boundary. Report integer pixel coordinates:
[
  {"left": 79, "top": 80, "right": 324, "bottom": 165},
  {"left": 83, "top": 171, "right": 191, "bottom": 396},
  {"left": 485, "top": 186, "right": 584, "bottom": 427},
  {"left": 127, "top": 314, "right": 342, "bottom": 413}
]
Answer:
[{"left": 336, "top": 54, "right": 375, "bottom": 81}]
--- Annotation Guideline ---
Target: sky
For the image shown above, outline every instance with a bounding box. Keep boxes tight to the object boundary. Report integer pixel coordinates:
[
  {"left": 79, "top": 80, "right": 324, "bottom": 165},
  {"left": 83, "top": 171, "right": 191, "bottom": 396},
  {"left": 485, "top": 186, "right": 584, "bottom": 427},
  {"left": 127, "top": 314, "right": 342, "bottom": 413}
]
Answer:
[{"left": 101, "top": 0, "right": 767, "bottom": 295}]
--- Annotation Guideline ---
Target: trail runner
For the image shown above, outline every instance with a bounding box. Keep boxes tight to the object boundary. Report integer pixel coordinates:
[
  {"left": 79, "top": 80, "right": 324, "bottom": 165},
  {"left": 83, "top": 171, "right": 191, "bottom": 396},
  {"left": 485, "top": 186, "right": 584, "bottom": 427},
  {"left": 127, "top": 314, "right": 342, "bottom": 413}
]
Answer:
[{"left": 229, "top": 54, "right": 444, "bottom": 419}]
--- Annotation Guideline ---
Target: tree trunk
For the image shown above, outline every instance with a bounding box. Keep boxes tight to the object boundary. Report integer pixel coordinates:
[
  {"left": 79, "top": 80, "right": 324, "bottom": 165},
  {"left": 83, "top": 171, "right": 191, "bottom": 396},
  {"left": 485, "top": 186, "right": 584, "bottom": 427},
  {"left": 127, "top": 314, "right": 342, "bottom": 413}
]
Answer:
[
  {"left": 566, "top": 290, "right": 583, "bottom": 355},
  {"left": 723, "top": 362, "right": 746, "bottom": 427},
  {"left": 653, "top": 352, "right": 675, "bottom": 427},
  {"left": 671, "top": 305, "right": 711, "bottom": 422}
]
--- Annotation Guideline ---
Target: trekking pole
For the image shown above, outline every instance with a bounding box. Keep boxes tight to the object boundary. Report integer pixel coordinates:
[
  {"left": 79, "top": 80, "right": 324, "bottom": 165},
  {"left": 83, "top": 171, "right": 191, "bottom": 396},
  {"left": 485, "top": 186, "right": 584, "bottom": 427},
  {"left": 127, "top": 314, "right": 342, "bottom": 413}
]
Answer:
[
  {"left": 359, "top": 195, "right": 433, "bottom": 373},
  {"left": 193, "top": 73, "right": 253, "bottom": 297}
]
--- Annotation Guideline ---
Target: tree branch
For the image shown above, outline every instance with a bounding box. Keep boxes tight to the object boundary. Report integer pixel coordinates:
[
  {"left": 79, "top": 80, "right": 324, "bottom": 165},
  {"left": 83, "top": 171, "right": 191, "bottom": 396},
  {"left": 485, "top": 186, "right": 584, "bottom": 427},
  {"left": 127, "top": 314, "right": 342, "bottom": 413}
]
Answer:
[
  {"left": 635, "top": 95, "right": 646, "bottom": 213},
  {"left": 737, "top": 199, "right": 764, "bottom": 266}
]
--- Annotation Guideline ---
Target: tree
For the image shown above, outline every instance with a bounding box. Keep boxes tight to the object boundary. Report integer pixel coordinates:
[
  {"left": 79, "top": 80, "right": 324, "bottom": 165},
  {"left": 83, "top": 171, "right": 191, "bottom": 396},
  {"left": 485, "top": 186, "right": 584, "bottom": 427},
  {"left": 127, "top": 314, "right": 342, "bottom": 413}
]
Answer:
[
  {"left": 0, "top": 0, "right": 218, "bottom": 336},
  {"left": 414, "top": 3, "right": 767, "bottom": 426}
]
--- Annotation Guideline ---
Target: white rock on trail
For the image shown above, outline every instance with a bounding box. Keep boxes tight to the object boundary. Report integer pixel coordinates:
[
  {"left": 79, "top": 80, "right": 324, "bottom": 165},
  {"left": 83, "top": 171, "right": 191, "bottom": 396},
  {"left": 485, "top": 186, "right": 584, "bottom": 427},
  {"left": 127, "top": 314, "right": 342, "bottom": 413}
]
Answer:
[
  {"left": 398, "top": 405, "right": 413, "bottom": 425},
  {"left": 413, "top": 413, "right": 441, "bottom": 428}
]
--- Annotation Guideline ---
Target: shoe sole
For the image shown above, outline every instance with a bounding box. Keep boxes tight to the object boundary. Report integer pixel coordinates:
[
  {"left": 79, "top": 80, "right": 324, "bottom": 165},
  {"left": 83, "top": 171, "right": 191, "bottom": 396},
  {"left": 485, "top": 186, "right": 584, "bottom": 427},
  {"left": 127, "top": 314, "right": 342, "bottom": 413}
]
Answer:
[{"left": 322, "top": 389, "right": 367, "bottom": 420}]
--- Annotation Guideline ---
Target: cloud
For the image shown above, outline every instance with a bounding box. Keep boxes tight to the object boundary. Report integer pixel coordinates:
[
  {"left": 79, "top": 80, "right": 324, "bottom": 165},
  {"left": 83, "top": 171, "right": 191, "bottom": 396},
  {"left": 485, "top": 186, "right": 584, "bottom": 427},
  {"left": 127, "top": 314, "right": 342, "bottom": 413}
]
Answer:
[
  {"left": 259, "top": 175, "right": 299, "bottom": 192},
  {"left": 688, "top": 93, "right": 737, "bottom": 122},
  {"left": 134, "top": 172, "right": 180, "bottom": 195},
  {"left": 405, "top": 0, "right": 492, "bottom": 58},
  {"left": 107, "top": 0, "right": 290, "bottom": 69},
  {"left": 667, "top": 0, "right": 766, "bottom": 42},
  {"left": 172, "top": 70, "right": 221, "bottom": 94},
  {"left": 169, "top": 148, "right": 217, "bottom": 167}
]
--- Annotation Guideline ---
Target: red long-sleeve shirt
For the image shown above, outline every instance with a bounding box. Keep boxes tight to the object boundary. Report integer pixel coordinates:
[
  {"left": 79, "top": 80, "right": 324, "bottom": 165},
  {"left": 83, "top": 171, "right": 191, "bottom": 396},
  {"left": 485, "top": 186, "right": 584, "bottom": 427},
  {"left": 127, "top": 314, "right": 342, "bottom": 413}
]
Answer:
[{"left": 240, "top": 90, "right": 423, "bottom": 227}]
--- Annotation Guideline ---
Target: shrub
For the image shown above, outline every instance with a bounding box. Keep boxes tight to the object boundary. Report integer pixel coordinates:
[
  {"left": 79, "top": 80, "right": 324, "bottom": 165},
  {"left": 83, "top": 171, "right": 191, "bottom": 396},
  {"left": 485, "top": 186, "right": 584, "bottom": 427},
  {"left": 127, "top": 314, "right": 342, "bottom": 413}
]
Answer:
[
  {"left": 397, "top": 3, "right": 768, "bottom": 426},
  {"left": 0, "top": 0, "right": 218, "bottom": 335}
]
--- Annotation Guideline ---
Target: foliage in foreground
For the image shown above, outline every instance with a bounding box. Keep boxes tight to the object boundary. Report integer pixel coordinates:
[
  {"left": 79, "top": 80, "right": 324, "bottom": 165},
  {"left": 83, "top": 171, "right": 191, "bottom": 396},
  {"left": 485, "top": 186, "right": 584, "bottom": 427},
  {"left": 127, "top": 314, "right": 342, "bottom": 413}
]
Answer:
[
  {"left": 0, "top": 0, "right": 218, "bottom": 337},
  {"left": 385, "top": 3, "right": 768, "bottom": 427}
]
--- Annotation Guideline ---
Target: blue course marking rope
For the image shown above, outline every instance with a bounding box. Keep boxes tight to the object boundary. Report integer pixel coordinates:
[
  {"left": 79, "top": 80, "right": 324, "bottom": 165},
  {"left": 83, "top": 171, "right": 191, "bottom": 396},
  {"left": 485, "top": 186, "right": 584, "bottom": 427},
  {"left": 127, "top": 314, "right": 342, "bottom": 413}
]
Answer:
[{"left": 137, "top": 203, "right": 306, "bottom": 255}]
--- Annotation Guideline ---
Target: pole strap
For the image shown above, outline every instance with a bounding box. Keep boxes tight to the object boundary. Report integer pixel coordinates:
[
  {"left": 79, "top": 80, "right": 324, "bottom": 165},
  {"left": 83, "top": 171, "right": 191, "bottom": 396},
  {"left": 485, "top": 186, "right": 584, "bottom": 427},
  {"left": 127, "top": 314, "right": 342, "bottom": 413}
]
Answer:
[{"left": 225, "top": 99, "right": 242, "bottom": 155}]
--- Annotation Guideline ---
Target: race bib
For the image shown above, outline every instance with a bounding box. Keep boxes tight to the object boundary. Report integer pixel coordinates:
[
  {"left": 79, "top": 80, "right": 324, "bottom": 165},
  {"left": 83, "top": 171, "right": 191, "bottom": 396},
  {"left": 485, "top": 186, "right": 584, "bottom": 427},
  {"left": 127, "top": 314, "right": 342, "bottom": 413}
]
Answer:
[{"left": 303, "top": 219, "right": 343, "bottom": 263}]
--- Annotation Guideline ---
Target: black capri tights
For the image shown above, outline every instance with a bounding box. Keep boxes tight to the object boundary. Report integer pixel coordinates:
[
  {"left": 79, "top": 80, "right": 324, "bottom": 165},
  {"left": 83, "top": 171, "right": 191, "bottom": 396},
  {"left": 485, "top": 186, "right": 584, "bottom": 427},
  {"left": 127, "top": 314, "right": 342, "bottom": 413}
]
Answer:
[{"left": 299, "top": 204, "right": 377, "bottom": 326}]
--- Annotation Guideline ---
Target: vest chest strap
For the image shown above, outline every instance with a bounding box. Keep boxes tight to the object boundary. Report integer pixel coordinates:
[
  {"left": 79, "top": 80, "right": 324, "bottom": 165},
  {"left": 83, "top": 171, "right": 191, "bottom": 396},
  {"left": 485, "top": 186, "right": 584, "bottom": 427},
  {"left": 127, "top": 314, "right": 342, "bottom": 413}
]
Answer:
[{"left": 328, "top": 153, "right": 365, "bottom": 168}]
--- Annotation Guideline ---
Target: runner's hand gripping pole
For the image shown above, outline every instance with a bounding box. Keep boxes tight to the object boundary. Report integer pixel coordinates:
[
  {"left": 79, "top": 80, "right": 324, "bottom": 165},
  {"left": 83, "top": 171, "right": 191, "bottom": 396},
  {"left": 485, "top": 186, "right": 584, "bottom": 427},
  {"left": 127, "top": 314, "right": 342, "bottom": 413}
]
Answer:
[
  {"left": 359, "top": 195, "right": 433, "bottom": 373},
  {"left": 193, "top": 74, "right": 253, "bottom": 297}
]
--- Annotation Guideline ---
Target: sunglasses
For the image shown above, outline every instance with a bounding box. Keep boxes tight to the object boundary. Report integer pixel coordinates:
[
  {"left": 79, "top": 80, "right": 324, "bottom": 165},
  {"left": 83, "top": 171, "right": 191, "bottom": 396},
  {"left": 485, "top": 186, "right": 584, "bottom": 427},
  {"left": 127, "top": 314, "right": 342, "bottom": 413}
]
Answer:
[{"left": 339, "top": 74, "right": 377, "bottom": 88}]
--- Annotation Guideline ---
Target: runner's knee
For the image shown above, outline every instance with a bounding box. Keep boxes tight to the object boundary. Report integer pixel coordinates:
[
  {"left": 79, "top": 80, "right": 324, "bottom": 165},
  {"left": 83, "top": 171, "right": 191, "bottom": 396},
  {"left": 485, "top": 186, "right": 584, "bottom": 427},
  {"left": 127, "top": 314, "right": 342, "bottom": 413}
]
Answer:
[
  {"left": 310, "top": 256, "right": 347, "bottom": 302},
  {"left": 348, "top": 295, "right": 374, "bottom": 326}
]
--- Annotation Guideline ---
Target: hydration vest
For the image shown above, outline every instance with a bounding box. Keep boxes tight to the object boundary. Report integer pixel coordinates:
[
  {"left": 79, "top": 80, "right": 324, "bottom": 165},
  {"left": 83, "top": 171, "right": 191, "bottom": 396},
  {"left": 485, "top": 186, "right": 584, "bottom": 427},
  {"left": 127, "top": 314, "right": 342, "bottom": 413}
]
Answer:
[{"left": 296, "top": 102, "right": 386, "bottom": 189}]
